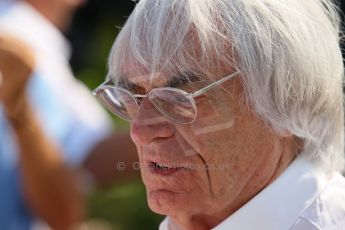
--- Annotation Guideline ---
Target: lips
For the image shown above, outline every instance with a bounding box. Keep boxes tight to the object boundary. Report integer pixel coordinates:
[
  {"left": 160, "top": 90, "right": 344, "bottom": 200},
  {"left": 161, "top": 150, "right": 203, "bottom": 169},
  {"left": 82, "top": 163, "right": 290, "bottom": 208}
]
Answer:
[{"left": 148, "top": 161, "right": 185, "bottom": 176}]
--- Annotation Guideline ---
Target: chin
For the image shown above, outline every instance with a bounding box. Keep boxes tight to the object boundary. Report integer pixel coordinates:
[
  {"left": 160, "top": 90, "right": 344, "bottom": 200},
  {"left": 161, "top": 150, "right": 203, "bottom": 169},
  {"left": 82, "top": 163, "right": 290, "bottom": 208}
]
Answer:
[{"left": 146, "top": 188, "right": 189, "bottom": 216}]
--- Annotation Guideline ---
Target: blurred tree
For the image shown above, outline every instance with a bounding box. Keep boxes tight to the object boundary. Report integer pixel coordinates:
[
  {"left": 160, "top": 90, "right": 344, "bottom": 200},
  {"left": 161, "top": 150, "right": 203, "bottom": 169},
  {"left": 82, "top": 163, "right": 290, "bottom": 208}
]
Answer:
[{"left": 67, "top": 0, "right": 135, "bottom": 76}]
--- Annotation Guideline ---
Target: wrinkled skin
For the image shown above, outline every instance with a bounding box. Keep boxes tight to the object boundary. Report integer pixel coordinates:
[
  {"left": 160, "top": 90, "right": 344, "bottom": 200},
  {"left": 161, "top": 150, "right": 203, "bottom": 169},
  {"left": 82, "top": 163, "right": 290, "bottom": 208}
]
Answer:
[{"left": 127, "top": 70, "right": 299, "bottom": 229}]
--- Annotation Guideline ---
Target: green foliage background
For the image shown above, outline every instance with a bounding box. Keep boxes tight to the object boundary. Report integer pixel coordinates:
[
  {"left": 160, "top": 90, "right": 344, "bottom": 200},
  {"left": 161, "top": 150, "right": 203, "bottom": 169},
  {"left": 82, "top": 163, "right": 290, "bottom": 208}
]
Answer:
[{"left": 86, "top": 182, "right": 163, "bottom": 230}]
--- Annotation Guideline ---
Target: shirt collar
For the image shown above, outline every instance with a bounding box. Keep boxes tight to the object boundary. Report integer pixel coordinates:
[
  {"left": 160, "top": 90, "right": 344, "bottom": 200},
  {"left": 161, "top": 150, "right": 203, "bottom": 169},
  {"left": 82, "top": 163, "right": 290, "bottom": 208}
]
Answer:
[
  {"left": 0, "top": 1, "right": 71, "bottom": 60},
  {"left": 160, "top": 155, "right": 331, "bottom": 230}
]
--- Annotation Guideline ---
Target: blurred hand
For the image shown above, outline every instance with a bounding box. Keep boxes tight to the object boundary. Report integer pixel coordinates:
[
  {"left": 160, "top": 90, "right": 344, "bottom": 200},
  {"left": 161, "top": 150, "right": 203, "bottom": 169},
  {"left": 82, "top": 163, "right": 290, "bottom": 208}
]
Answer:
[{"left": 0, "top": 35, "right": 35, "bottom": 113}]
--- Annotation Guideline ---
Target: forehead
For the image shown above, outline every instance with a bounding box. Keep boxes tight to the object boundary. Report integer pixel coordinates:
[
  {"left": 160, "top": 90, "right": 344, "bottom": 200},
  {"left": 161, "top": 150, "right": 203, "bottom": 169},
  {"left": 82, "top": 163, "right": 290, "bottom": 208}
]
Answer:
[{"left": 114, "top": 67, "right": 203, "bottom": 91}]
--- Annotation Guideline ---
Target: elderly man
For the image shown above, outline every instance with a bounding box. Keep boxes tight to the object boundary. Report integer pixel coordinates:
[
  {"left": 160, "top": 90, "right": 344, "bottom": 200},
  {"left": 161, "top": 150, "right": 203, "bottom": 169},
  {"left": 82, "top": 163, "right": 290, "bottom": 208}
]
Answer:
[{"left": 94, "top": 0, "right": 345, "bottom": 229}]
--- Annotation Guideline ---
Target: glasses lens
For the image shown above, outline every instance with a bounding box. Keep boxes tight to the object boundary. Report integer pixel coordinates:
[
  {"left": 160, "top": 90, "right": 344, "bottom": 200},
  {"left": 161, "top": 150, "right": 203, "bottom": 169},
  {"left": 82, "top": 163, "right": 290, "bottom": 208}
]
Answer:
[
  {"left": 96, "top": 87, "right": 138, "bottom": 121},
  {"left": 149, "top": 88, "right": 197, "bottom": 124}
]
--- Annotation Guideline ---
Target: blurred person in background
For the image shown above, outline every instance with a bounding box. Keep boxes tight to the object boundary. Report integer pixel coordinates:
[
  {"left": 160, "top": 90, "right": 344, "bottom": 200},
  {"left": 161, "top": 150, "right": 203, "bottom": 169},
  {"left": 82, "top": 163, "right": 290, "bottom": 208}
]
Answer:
[
  {"left": 0, "top": 35, "right": 84, "bottom": 230},
  {"left": 94, "top": 0, "right": 345, "bottom": 229},
  {"left": 0, "top": 0, "right": 138, "bottom": 229}
]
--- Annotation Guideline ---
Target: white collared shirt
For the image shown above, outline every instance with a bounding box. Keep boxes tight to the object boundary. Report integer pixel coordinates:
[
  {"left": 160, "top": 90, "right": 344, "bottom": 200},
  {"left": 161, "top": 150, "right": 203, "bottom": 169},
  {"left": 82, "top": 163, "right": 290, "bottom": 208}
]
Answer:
[{"left": 159, "top": 156, "right": 345, "bottom": 230}]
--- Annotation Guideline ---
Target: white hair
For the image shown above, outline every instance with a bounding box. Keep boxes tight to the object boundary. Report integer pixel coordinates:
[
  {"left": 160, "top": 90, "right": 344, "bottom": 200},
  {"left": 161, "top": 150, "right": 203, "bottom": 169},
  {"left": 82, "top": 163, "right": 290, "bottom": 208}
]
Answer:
[{"left": 108, "top": 0, "right": 345, "bottom": 172}]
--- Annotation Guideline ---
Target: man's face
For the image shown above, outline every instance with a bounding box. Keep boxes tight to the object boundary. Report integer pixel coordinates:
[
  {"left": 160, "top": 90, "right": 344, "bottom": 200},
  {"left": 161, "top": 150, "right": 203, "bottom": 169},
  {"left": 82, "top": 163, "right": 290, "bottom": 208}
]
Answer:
[{"left": 127, "top": 70, "right": 284, "bottom": 219}]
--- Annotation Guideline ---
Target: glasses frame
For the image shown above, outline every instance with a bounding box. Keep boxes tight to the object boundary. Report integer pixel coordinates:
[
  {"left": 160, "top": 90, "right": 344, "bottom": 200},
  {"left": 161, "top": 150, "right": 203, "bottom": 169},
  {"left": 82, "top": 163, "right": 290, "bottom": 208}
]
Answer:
[{"left": 93, "top": 71, "right": 240, "bottom": 124}]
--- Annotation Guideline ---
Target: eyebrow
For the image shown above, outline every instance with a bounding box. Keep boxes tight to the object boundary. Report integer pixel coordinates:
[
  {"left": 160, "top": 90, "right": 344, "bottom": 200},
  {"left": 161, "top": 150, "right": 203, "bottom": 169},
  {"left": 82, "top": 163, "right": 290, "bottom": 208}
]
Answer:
[
  {"left": 117, "top": 71, "right": 201, "bottom": 92},
  {"left": 166, "top": 72, "right": 200, "bottom": 88}
]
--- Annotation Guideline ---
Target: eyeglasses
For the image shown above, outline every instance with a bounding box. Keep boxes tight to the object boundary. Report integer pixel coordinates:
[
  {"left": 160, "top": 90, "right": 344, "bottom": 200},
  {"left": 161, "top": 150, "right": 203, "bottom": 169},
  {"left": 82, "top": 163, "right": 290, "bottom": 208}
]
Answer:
[{"left": 93, "top": 71, "right": 239, "bottom": 124}]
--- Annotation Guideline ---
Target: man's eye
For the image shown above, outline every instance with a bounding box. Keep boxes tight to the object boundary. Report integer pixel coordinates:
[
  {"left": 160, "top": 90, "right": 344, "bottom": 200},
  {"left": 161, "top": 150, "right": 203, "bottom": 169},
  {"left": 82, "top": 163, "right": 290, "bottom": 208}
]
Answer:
[
  {"left": 179, "top": 85, "right": 197, "bottom": 93},
  {"left": 176, "top": 96, "right": 189, "bottom": 103}
]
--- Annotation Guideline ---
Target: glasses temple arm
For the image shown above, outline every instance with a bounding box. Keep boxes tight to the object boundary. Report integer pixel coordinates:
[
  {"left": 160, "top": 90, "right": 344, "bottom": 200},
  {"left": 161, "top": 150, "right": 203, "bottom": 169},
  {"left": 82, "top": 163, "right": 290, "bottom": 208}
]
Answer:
[
  {"left": 133, "top": 94, "right": 148, "bottom": 98},
  {"left": 191, "top": 71, "right": 239, "bottom": 97},
  {"left": 92, "top": 79, "right": 114, "bottom": 95}
]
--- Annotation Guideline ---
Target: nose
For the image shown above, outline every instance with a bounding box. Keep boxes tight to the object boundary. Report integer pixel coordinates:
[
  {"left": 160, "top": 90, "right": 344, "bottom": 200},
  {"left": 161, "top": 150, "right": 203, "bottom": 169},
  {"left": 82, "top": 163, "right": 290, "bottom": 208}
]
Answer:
[{"left": 130, "top": 98, "right": 175, "bottom": 145}]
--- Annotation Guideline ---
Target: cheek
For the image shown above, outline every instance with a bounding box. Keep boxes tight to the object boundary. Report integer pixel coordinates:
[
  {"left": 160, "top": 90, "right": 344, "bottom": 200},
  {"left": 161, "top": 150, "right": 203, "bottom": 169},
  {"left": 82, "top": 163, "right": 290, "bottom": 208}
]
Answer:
[
  {"left": 192, "top": 96, "right": 235, "bottom": 136},
  {"left": 207, "top": 125, "right": 279, "bottom": 197},
  {"left": 178, "top": 113, "right": 276, "bottom": 199},
  {"left": 168, "top": 126, "right": 238, "bottom": 203},
  {"left": 194, "top": 134, "right": 243, "bottom": 198}
]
